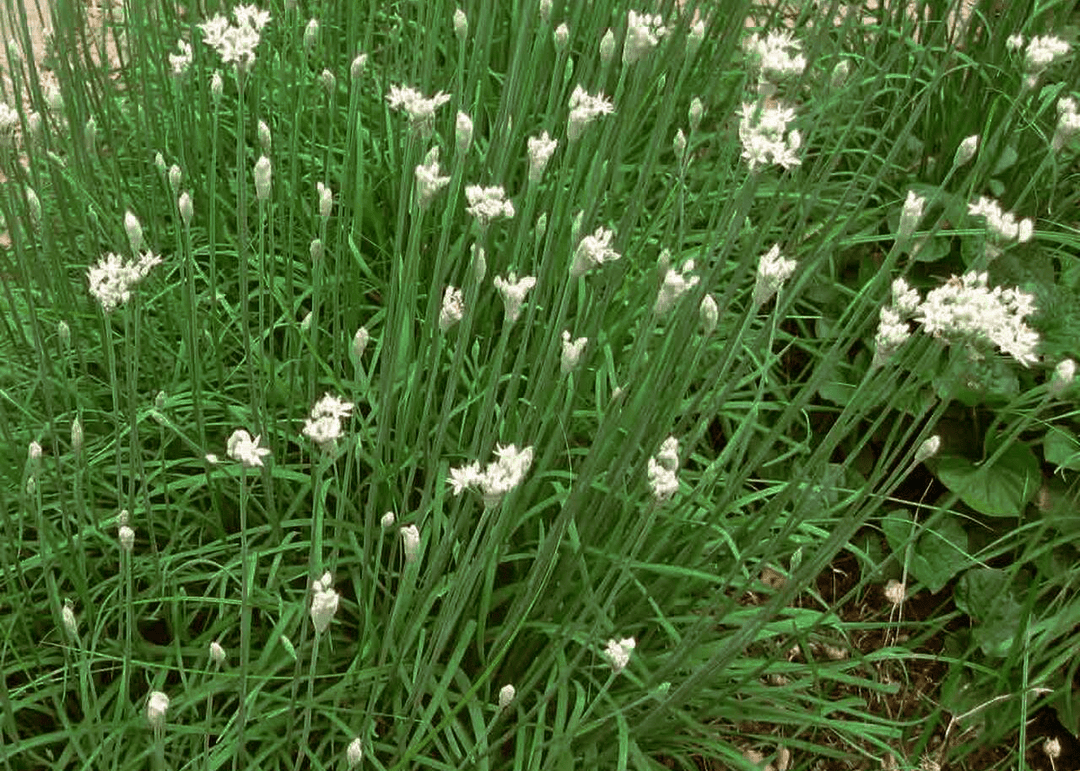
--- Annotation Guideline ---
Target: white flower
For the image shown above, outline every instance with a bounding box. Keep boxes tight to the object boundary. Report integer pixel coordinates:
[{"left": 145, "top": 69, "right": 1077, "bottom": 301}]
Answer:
[
  {"left": 179, "top": 192, "right": 193, "bottom": 226},
  {"left": 226, "top": 429, "right": 270, "bottom": 467},
  {"left": 898, "top": 191, "right": 926, "bottom": 242},
  {"left": 254, "top": 155, "right": 271, "bottom": 201},
  {"left": 465, "top": 185, "right": 515, "bottom": 225},
  {"left": 967, "top": 196, "right": 1034, "bottom": 246},
  {"left": 647, "top": 436, "right": 680, "bottom": 502},
  {"left": 498, "top": 684, "right": 516, "bottom": 710},
  {"left": 146, "top": 691, "right": 170, "bottom": 732},
  {"left": 1052, "top": 96, "right": 1080, "bottom": 152},
  {"left": 570, "top": 226, "right": 620, "bottom": 278},
  {"left": 439, "top": 286, "right": 465, "bottom": 331},
  {"left": 316, "top": 182, "right": 332, "bottom": 220},
  {"left": 699, "top": 294, "right": 719, "bottom": 335},
  {"left": 199, "top": 6, "right": 269, "bottom": 69},
  {"left": 891, "top": 278, "right": 921, "bottom": 317},
  {"left": 624, "top": 11, "right": 668, "bottom": 65},
  {"left": 738, "top": 102, "right": 801, "bottom": 171},
  {"left": 527, "top": 131, "right": 558, "bottom": 183},
  {"left": 169, "top": 39, "right": 192, "bottom": 76},
  {"left": 743, "top": 30, "right": 806, "bottom": 82},
  {"left": 209, "top": 641, "right": 226, "bottom": 664},
  {"left": 387, "top": 84, "right": 451, "bottom": 135},
  {"left": 400, "top": 525, "right": 421, "bottom": 563},
  {"left": 915, "top": 271, "right": 1040, "bottom": 367},
  {"left": 381, "top": 511, "right": 396, "bottom": 528},
  {"left": 602, "top": 637, "right": 635, "bottom": 674},
  {"left": 302, "top": 393, "right": 355, "bottom": 447},
  {"left": 872, "top": 306, "right": 912, "bottom": 369},
  {"left": 233, "top": 4, "right": 271, "bottom": 31},
  {"left": 493, "top": 272, "right": 537, "bottom": 325},
  {"left": 753, "top": 244, "right": 797, "bottom": 306},
  {"left": 1023, "top": 35, "right": 1071, "bottom": 75},
  {"left": 561, "top": 331, "right": 588, "bottom": 374},
  {"left": 415, "top": 146, "right": 450, "bottom": 209},
  {"left": 654, "top": 260, "right": 699, "bottom": 316},
  {"left": 303, "top": 18, "right": 319, "bottom": 54},
  {"left": 567, "top": 86, "right": 614, "bottom": 142},
  {"left": 347, "top": 737, "right": 363, "bottom": 769},
  {"left": 118, "top": 525, "right": 135, "bottom": 551},
  {"left": 310, "top": 572, "right": 339, "bottom": 634},
  {"left": 87, "top": 251, "right": 163, "bottom": 313},
  {"left": 350, "top": 53, "right": 368, "bottom": 81},
  {"left": 448, "top": 445, "right": 534, "bottom": 508},
  {"left": 351, "top": 326, "right": 370, "bottom": 361},
  {"left": 553, "top": 23, "right": 569, "bottom": 50}
]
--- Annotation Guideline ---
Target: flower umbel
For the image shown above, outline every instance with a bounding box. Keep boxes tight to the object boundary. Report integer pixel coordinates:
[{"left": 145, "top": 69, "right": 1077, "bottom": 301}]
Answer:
[
  {"left": 302, "top": 393, "right": 355, "bottom": 448},
  {"left": 226, "top": 429, "right": 270, "bottom": 467},
  {"left": 647, "top": 436, "right": 680, "bottom": 502},
  {"left": 493, "top": 272, "right": 537, "bottom": 325},
  {"left": 739, "top": 102, "right": 801, "bottom": 171},
  {"left": 310, "top": 572, "right": 339, "bottom": 634},
  {"left": 387, "top": 84, "right": 451, "bottom": 136},
  {"left": 465, "top": 185, "right": 515, "bottom": 226},
  {"left": 570, "top": 226, "right": 620, "bottom": 278},
  {"left": 623, "top": 11, "right": 668, "bottom": 65},
  {"left": 753, "top": 244, "right": 797, "bottom": 306},
  {"left": 439, "top": 286, "right": 465, "bottom": 331},
  {"left": 567, "top": 86, "right": 614, "bottom": 142},
  {"left": 415, "top": 146, "right": 450, "bottom": 209},
  {"left": 88, "top": 251, "right": 163, "bottom": 313},
  {"left": 602, "top": 637, "right": 636, "bottom": 673},
  {"left": 654, "top": 259, "right": 699, "bottom": 316},
  {"left": 447, "top": 444, "right": 534, "bottom": 508}
]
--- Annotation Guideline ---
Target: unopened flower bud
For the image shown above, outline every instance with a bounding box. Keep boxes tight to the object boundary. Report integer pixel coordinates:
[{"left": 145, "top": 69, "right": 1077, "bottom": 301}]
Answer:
[
  {"left": 688, "top": 98, "right": 704, "bottom": 132},
  {"left": 498, "top": 684, "right": 516, "bottom": 709},
  {"left": 303, "top": 18, "right": 319, "bottom": 55},
  {"left": 211, "top": 71, "right": 224, "bottom": 103},
  {"left": 62, "top": 601, "right": 77, "bottom": 638},
  {"left": 209, "top": 641, "right": 226, "bottom": 664},
  {"left": 347, "top": 737, "right": 363, "bottom": 768},
  {"left": 154, "top": 151, "right": 165, "bottom": 175},
  {"left": 456, "top": 111, "right": 473, "bottom": 153},
  {"left": 310, "top": 238, "right": 323, "bottom": 261},
  {"left": 146, "top": 691, "right": 169, "bottom": 732},
  {"left": 954, "top": 135, "right": 978, "bottom": 168},
  {"left": 254, "top": 155, "right": 271, "bottom": 201},
  {"left": 316, "top": 181, "right": 332, "bottom": 220},
  {"left": 118, "top": 508, "right": 129, "bottom": 526},
  {"left": 350, "top": 53, "right": 368, "bottom": 81},
  {"left": 118, "top": 525, "right": 134, "bottom": 551},
  {"left": 1050, "top": 358, "right": 1076, "bottom": 396},
  {"left": 884, "top": 579, "right": 906, "bottom": 606},
  {"left": 600, "top": 29, "right": 616, "bottom": 64},
  {"left": 71, "top": 416, "right": 83, "bottom": 456},
  {"left": 26, "top": 187, "right": 41, "bottom": 226},
  {"left": 687, "top": 20, "right": 705, "bottom": 57},
  {"left": 179, "top": 191, "right": 193, "bottom": 226},
  {"left": 168, "top": 164, "right": 182, "bottom": 196},
  {"left": 830, "top": 59, "right": 851, "bottom": 88},
  {"left": 539, "top": 0, "right": 552, "bottom": 22},
  {"left": 453, "top": 9, "right": 468, "bottom": 43},
  {"left": 536, "top": 212, "right": 547, "bottom": 241},
  {"left": 471, "top": 243, "right": 486, "bottom": 283},
  {"left": 352, "top": 326, "right": 370, "bottom": 360},
  {"left": 554, "top": 23, "right": 569, "bottom": 51},
  {"left": 321, "top": 68, "right": 336, "bottom": 96},
  {"left": 699, "top": 294, "right": 718, "bottom": 335},
  {"left": 300, "top": 311, "right": 312, "bottom": 332},
  {"left": 58, "top": 320, "right": 71, "bottom": 350},
  {"left": 914, "top": 435, "right": 940, "bottom": 465},
  {"left": 673, "top": 129, "right": 686, "bottom": 160},
  {"left": 310, "top": 571, "right": 339, "bottom": 634},
  {"left": 258, "top": 120, "right": 271, "bottom": 153},
  {"left": 29, "top": 440, "right": 42, "bottom": 461},
  {"left": 897, "top": 191, "right": 925, "bottom": 242},
  {"left": 124, "top": 210, "right": 143, "bottom": 253},
  {"left": 381, "top": 511, "right": 396, "bottom": 528},
  {"left": 401, "top": 524, "right": 421, "bottom": 563}
]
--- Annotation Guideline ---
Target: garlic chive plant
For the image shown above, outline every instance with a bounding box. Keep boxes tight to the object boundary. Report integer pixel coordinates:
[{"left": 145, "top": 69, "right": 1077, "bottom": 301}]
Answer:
[{"left": 5, "top": 1, "right": 1080, "bottom": 769}]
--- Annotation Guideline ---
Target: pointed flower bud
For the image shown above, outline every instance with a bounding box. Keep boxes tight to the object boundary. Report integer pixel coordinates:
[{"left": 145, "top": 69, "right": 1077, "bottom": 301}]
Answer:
[
  {"left": 561, "top": 331, "right": 587, "bottom": 374},
  {"left": 347, "top": 737, "right": 363, "bottom": 768},
  {"left": 554, "top": 24, "right": 569, "bottom": 51},
  {"left": 381, "top": 511, "right": 396, "bottom": 528},
  {"left": 400, "top": 524, "right": 421, "bottom": 563},
  {"left": 316, "top": 181, "right": 332, "bottom": 220},
  {"left": 498, "top": 684, "right": 516, "bottom": 710},
  {"left": 1050, "top": 358, "right": 1076, "bottom": 396},
  {"left": 146, "top": 691, "right": 169, "bottom": 732},
  {"left": 897, "top": 190, "right": 926, "bottom": 242},
  {"left": 211, "top": 71, "right": 224, "bottom": 103},
  {"left": 254, "top": 155, "right": 271, "bottom": 201},
  {"left": 209, "top": 640, "right": 226, "bottom": 664},
  {"left": 310, "top": 572, "right": 339, "bottom": 634},
  {"left": 179, "top": 192, "right": 193, "bottom": 226},
  {"left": 168, "top": 164, "right": 182, "bottom": 196},
  {"left": 303, "top": 18, "right": 319, "bottom": 55},
  {"left": 118, "top": 524, "right": 135, "bottom": 551},
  {"left": 699, "top": 294, "right": 718, "bottom": 335},
  {"left": 453, "top": 9, "right": 468, "bottom": 42},
  {"left": 954, "top": 135, "right": 978, "bottom": 167},
  {"left": 62, "top": 601, "right": 77, "bottom": 638},
  {"left": 688, "top": 98, "right": 704, "bottom": 132},
  {"left": 351, "top": 53, "right": 368, "bottom": 81},
  {"left": 914, "top": 435, "right": 940, "bottom": 465},
  {"left": 258, "top": 120, "right": 271, "bottom": 153},
  {"left": 600, "top": 28, "right": 616, "bottom": 64},
  {"left": 351, "top": 326, "right": 370, "bottom": 361},
  {"left": 456, "top": 111, "right": 473, "bottom": 153}
]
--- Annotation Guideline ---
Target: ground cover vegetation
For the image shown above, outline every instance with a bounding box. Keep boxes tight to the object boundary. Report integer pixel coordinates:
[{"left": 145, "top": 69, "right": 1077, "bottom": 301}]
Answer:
[{"left": 1, "top": 0, "right": 1079, "bottom": 768}]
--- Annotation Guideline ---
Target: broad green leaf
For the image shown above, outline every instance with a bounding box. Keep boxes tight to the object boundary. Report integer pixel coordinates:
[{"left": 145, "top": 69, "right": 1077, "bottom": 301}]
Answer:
[
  {"left": 1044, "top": 426, "right": 1080, "bottom": 471},
  {"left": 991, "top": 144, "right": 1019, "bottom": 176},
  {"left": 881, "top": 510, "right": 970, "bottom": 593},
  {"left": 954, "top": 568, "right": 1026, "bottom": 657},
  {"left": 934, "top": 443, "right": 1040, "bottom": 516}
]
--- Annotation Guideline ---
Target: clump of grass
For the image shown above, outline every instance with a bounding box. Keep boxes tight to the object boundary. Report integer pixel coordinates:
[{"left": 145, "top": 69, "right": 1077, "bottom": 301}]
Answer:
[{"left": 1, "top": 0, "right": 1078, "bottom": 769}]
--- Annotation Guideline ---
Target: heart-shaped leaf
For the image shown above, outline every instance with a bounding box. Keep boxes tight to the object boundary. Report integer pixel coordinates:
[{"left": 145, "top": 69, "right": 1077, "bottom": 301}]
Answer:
[{"left": 934, "top": 442, "right": 1040, "bottom": 516}]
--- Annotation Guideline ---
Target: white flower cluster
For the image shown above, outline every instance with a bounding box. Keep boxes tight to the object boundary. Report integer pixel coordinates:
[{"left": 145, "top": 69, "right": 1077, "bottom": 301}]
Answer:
[
  {"left": 623, "top": 11, "right": 668, "bottom": 66},
  {"left": 967, "top": 196, "right": 1034, "bottom": 249},
  {"left": 567, "top": 86, "right": 614, "bottom": 142},
  {"left": 1053, "top": 96, "right": 1080, "bottom": 152},
  {"left": 227, "top": 428, "right": 270, "bottom": 467},
  {"left": 302, "top": 393, "right": 355, "bottom": 447},
  {"left": 439, "top": 286, "right": 465, "bottom": 331},
  {"left": 310, "top": 572, "right": 339, "bottom": 634},
  {"left": 87, "top": 251, "right": 163, "bottom": 312},
  {"left": 742, "top": 30, "right": 806, "bottom": 87},
  {"left": 561, "top": 331, "right": 588, "bottom": 373},
  {"left": 465, "top": 185, "right": 515, "bottom": 225},
  {"left": 386, "top": 84, "right": 451, "bottom": 135},
  {"left": 169, "top": 40, "right": 192, "bottom": 77},
  {"left": 199, "top": 4, "right": 271, "bottom": 69},
  {"left": 602, "top": 637, "right": 636, "bottom": 674},
  {"left": 570, "top": 226, "right": 621, "bottom": 278},
  {"left": 738, "top": 102, "right": 801, "bottom": 171},
  {"left": 415, "top": 147, "right": 450, "bottom": 209},
  {"left": 752, "top": 244, "right": 797, "bottom": 307},
  {"left": 654, "top": 260, "right": 699, "bottom": 316},
  {"left": 915, "top": 271, "right": 1039, "bottom": 367},
  {"left": 448, "top": 444, "right": 534, "bottom": 508},
  {"left": 647, "top": 436, "right": 680, "bottom": 502},
  {"left": 527, "top": 131, "right": 558, "bottom": 183},
  {"left": 493, "top": 272, "right": 537, "bottom": 325},
  {"left": 1007, "top": 34, "right": 1071, "bottom": 87}
]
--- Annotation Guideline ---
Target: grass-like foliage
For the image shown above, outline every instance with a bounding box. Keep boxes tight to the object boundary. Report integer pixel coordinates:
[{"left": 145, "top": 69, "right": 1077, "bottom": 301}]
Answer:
[{"left": 2, "top": 0, "right": 1080, "bottom": 768}]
